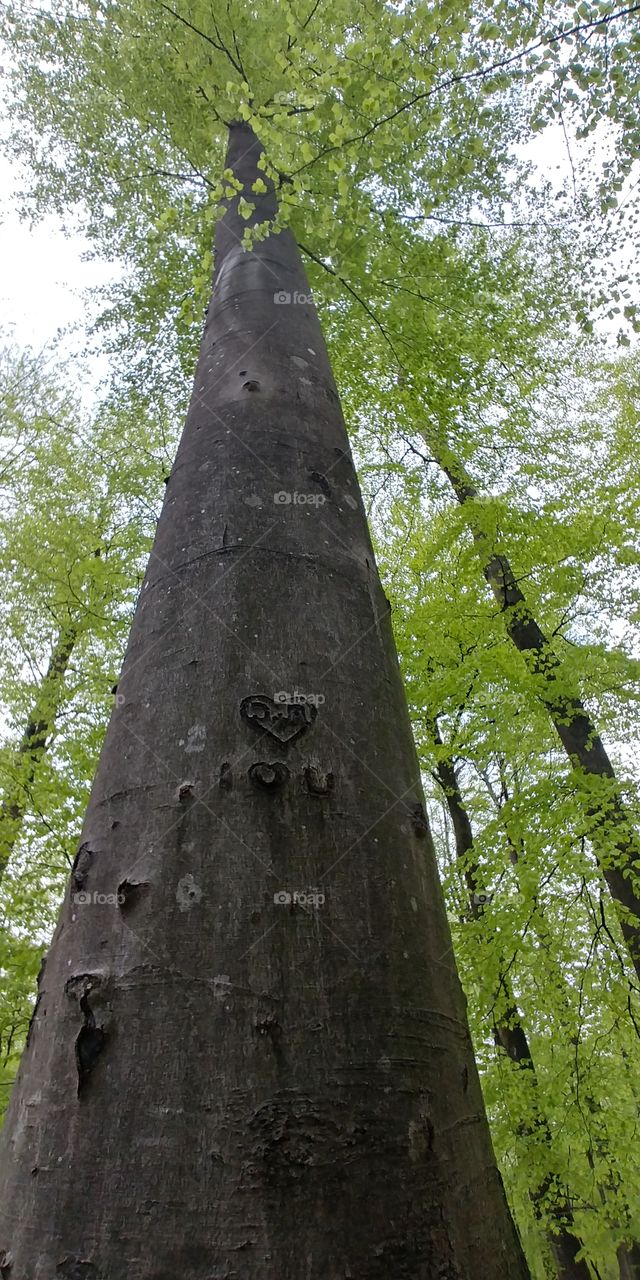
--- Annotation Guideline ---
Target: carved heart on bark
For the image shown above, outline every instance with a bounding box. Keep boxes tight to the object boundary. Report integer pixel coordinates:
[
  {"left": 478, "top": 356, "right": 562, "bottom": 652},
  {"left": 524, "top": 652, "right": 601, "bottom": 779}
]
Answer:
[{"left": 240, "top": 694, "right": 317, "bottom": 743}]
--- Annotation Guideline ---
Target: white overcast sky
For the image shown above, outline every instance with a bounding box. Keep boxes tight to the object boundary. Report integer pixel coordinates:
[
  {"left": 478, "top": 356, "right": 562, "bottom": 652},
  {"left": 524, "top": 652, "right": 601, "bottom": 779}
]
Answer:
[
  {"left": 0, "top": 152, "right": 116, "bottom": 388},
  {"left": 0, "top": 121, "right": 631, "bottom": 369}
]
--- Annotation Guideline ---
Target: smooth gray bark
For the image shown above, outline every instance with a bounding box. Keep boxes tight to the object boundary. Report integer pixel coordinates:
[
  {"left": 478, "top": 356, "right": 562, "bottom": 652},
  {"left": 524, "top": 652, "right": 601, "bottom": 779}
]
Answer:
[{"left": 0, "top": 124, "right": 529, "bottom": 1279}]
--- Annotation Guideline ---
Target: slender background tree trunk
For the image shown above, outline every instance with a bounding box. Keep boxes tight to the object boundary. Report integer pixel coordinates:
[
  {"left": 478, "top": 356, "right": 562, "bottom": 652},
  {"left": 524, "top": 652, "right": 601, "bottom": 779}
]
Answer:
[
  {"left": 0, "top": 124, "right": 529, "bottom": 1279},
  {"left": 617, "top": 1242, "right": 640, "bottom": 1279},
  {"left": 431, "top": 721, "right": 590, "bottom": 1280},
  {"left": 473, "top": 767, "right": 640, "bottom": 1278},
  {"left": 426, "top": 440, "right": 640, "bottom": 981},
  {"left": 0, "top": 623, "right": 77, "bottom": 884}
]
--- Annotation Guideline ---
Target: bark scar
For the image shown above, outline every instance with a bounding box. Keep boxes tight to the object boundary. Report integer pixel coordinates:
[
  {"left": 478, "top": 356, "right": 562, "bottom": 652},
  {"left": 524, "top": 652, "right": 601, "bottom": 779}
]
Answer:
[
  {"left": 309, "top": 470, "right": 331, "bottom": 498},
  {"left": 75, "top": 993, "right": 107, "bottom": 1096},
  {"left": 55, "top": 1260, "right": 97, "bottom": 1278},
  {"left": 71, "top": 842, "right": 94, "bottom": 894},
  {"left": 117, "top": 879, "right": 149, "bottom": 915},
  {"left": 65, "top": 975, "right": 108, "bottom": 1097},
  {"left": 303, "top": 765, "right": 334, "bottom": 796}
]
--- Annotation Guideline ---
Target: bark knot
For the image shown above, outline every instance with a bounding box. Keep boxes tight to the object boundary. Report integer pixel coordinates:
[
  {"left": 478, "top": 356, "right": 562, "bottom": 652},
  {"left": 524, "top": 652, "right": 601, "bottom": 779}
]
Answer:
[
  {"left": 249, "top": 761, "right": 289, "bottom": 789},
  {"left": 117, "top": 879, "right": 150, "bottom": 915},
  {"left": 71, "top": 842, "right": 94, "bottom": 895},
  {"left": 303, "top": 765, "right": 334, "bottom": 796}
]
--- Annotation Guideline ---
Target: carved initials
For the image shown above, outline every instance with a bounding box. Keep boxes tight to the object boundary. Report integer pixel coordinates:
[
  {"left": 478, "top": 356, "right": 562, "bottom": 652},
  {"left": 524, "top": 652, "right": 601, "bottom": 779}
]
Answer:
[{"left": 240, "top": 694, "right": 317, "bottom": 744}]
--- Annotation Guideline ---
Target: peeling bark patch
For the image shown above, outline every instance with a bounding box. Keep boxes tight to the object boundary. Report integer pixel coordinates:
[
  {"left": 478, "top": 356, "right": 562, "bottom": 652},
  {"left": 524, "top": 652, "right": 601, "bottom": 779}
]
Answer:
[
  {"left": 71, "top": 843, "right": 94, "bottom": 894},
  {"left": 0, "top": 1248, "right": 13, "bottom": 1275},
  {"left": 117, "top": 879, "right": 149, "bottom": 915},
  {"left": 56, "top": 1260, "right": 97, "bottom": 1278},
  {"left": 177, "top": 780, "right": 195, "bottom": 802},
  {"left": 254, "top": 1014, "right": 280, "bottom": 1037},
  {"left": 176, "top": 874, "right": 203, "bottom": 912},
  {"left": 309, "top": 470, "right": 331, "bottom": 498},
  {"left": 184, "top": 723, "right": 206, "bottom": 753},
  {"left": 74, "top": 993, "right": 107, "bottom": 1097},
  {"left": 247, "top": 1098, "right": 354, "bottom": 1186},
  {"left": 408, "top": 1116, "right": 435, "bottom": 1163},
  {"left": 303, "top": 765, "right": 334, "bottom": 796},
  {"left": 249, "top": 761, "right": 289, "bottom": 789},
  {"left": 213, "top": 974, "right": 231, "bottom": 1002}
]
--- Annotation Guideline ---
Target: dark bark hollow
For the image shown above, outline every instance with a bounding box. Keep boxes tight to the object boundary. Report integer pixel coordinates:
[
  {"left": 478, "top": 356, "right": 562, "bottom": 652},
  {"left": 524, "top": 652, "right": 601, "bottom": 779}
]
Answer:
[{"left": 0, "top": 124, "right": 529, "bottom": 1280}]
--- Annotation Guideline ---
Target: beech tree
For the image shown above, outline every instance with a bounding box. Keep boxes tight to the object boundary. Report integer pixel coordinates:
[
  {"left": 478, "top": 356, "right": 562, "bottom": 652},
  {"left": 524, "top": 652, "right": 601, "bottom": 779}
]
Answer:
[
  {"left": 315, "top": 218, "right": 640, "bottom": 981},
  {"left": 2, "top": 0, "right": 640, "bottom": 1274},
  {"left": 430, "top": 719, "right": 590, "bottom": 1280},
  {"left": 377, "top": 444, "right": 640, "bottom": 1275},
  {"left": 0, "top": 123, "right": 532, "bottom": 1277},
  {"left": 427, "top": 436, "right": 640, "bottom": 979}
]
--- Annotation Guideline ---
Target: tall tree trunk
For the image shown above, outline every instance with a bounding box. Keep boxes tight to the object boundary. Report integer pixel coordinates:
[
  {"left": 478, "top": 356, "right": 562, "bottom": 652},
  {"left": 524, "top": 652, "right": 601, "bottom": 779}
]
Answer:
[
  {"left": 479, "top": 765, "right": 640, "bottom": 1280},
  {"left": 427, "top": 440, "right": 640, "bottom": 981},
  {"left": 431, "top": 724, "right": 590, "bottom": 1279},
  {"left": 0, "top": 123, "right": 529, "bottom": 1279},
  {"left": 0, "top": 623, "right": 77, "bottom": 883},
  {"left": 582, "top": 1094, "right": 640, "bottom": 1280},
  {"left": 617, "top": 1242, "right": 640, "bottom": 1279}
]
